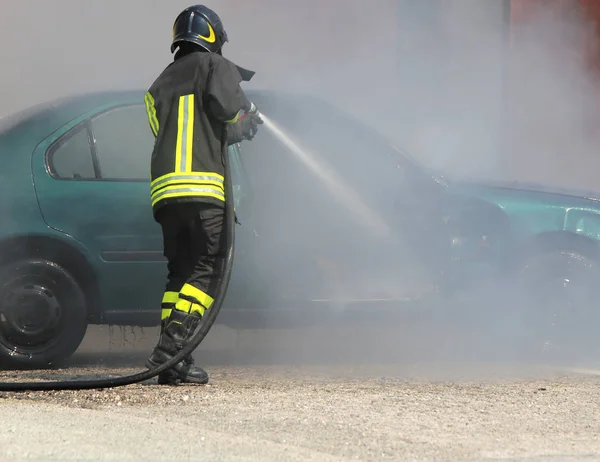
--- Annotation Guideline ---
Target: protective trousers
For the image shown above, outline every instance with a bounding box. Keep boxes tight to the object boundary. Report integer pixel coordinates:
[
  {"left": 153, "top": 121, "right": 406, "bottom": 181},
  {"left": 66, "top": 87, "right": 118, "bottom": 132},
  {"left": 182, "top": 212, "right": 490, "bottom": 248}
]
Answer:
[
  {"left": 146, "top": 202, "right": 225, "bottom": 384},
  {"left": 156, "top": 202, "right": 226, "bottom": 320}
]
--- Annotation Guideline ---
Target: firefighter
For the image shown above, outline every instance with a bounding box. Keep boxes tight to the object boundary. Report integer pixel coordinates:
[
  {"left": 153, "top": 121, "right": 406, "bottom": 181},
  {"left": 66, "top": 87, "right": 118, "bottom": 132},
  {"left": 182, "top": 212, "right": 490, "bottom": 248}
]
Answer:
[{"left": 143, "top": 4, "right": 263, "bottom": 385}]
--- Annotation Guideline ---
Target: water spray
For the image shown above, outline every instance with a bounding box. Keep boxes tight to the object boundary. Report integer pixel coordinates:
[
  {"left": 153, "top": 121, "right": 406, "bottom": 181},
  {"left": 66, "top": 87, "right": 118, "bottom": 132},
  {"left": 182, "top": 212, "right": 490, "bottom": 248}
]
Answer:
[{"left": 259, "top": 113, "right": 391, "bottom": 239}]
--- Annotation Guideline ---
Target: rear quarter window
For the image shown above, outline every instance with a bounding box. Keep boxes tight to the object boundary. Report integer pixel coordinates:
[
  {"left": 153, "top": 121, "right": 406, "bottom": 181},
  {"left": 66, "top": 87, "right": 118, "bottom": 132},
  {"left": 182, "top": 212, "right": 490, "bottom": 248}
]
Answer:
[{"left": 47, "top": 124, "right": 96, "bottom": 180}]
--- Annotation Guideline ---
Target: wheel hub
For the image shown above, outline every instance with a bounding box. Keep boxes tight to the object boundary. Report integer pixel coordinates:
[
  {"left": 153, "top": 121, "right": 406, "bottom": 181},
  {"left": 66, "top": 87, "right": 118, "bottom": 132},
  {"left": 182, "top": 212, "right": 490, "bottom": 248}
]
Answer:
[{"left": 0, "top": 282, "right": 62, "bottom": 347}]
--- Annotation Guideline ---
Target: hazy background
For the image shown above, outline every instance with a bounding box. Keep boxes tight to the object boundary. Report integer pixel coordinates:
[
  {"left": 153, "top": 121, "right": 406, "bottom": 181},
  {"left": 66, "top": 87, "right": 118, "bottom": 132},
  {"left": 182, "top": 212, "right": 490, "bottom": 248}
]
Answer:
[{"left": 2, "top": 0, "right": 600, "bottom": 188}]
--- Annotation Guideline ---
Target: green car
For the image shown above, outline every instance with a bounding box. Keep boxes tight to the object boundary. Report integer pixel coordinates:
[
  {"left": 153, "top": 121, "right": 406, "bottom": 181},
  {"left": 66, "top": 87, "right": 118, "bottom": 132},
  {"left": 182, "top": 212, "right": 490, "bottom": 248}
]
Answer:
[
  {"left": 0, "top": 90, "right": 265, "bottom": 369},
  {"left": 0, "top": 89, "right": 598, "bottom": 368}
]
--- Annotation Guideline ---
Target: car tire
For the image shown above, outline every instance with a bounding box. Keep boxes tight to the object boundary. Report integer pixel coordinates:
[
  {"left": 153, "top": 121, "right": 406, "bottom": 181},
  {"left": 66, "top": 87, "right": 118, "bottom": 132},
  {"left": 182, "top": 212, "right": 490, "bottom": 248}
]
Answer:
[
  {"left": 0, "top": 259, "right": 88, "bottom": 369},
  {"left": 510, "top": 250, "right": 600, "bottom": 360}
]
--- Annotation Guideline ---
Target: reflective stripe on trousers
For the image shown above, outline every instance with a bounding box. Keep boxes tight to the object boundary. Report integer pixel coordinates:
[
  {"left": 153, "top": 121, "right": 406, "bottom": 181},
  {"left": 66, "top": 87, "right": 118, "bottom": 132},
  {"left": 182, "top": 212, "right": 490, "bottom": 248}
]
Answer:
[{"left": 160, "top": 284, "right": 215, "bottom": 320}]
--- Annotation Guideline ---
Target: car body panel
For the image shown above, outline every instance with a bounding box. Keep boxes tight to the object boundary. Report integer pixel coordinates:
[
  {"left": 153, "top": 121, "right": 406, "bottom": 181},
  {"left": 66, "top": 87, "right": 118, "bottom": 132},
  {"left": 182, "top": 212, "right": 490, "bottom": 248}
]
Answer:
[
  {"left": 452, "top": 181, "right": 600, "bottom": 241},
  {"left": 0, "top": 116, "right": 55, "bottom": 238},
  {"left": 436, "top": 182, "right": 600, "bottom": 273},
  {"left": 31, "top": 100, "right": 165, "bottom": 322}
]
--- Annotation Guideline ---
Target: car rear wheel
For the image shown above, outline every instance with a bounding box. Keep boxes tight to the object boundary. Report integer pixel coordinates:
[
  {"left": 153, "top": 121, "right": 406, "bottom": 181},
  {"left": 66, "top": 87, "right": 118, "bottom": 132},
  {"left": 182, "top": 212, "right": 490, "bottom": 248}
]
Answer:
[{"left": 0, "top": 259, "right": 88, "bottom": 369}]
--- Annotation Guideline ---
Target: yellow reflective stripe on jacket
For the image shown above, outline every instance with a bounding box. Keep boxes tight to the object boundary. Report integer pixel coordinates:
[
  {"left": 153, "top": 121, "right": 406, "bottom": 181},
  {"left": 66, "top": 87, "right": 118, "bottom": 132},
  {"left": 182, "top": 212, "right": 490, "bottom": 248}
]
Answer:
[
  {"left": 151, "top": 186, "right": 225, "bottom": 207},
  {"left": 150, "top": 172, "right": 225, "bottom": 206},
  {"left": 179, "top": 283, "right": 215, "bottom": 310},
  {"left": 151, "top": 171, "right": 225, "bottom": 186},
  {"left": 175, "top": 94, "right": 195, "bottom": 173},
  {"left": 161, "top": 308, "right": 172, "bottom": 320},
  {"left": 150, "top": 173, "right": 224, "bottom": 195},
  {"left": 144, "top": 91, "right": 159, "bottom": 136}
]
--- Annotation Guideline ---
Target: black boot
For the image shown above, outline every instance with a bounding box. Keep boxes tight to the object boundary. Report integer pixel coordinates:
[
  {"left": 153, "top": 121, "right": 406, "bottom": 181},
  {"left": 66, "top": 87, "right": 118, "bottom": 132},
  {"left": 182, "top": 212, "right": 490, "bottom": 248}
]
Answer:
[{"left": 146, "top": 309, "right": 209, "bottom": 385}]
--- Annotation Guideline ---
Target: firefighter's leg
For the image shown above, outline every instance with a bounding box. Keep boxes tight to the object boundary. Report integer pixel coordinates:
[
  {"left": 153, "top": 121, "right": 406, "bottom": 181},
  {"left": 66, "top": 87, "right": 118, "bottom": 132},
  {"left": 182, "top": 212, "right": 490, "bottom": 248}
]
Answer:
[
  {"left": 179, "top": 204, "right": 226, "bottom": 318},
  {"left": 146, "top": 204, "right": 210, "bottom": 385},
  {"left": 150, "top": 204, "right": 225, "bottom": 385},
  {"left": 160, "top": 206, "right": 190, "bottom": 322},
  {"left": 164, "top": 204, "right": 226, "bottom": 384},
  {"left": 146, "top": 308, "right": 209, "bottom": 385}
]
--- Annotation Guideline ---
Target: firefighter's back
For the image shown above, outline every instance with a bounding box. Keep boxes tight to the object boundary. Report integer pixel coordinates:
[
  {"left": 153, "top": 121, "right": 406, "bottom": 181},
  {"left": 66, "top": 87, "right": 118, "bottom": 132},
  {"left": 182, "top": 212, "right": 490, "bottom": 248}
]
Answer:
[{"left": 145, "top": 52, "right": 229, "bottom": 214}]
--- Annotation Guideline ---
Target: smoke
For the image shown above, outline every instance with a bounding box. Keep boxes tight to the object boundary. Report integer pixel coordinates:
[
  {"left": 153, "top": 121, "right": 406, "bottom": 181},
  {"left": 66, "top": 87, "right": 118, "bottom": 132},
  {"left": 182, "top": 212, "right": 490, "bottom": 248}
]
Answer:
[
  {"left": 504, "top": 2, "right": 600, "bottom": 190},
  {"left": 229, "top": 0, "right": 600, "bottom": 370},
  {"left": 259, "top": 113, "right": 392, "bottom": 239},
  {"left": 2, "top": 1, "right": 600, "bottom": 375}
]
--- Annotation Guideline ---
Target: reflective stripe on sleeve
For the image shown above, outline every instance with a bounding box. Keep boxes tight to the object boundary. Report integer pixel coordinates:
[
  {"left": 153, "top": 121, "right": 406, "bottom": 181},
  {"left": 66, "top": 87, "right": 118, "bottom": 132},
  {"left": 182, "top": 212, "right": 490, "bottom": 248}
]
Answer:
[
  {"left": 144, "top": 92, "right": 160, "bottom": 136},
  {"left": 225, "top": 109, "right": 242, "bottom": 124}
]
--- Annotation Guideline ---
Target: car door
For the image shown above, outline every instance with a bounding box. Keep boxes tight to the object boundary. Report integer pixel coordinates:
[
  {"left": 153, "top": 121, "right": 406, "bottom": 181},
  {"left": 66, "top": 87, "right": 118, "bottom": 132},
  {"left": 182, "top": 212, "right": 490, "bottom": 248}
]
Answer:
[
  {"left": 33, "top": 101, "right": 253, "bottom": 323},
  {"left": 33, "top": 103, "right": 165, "bottom": 321}
]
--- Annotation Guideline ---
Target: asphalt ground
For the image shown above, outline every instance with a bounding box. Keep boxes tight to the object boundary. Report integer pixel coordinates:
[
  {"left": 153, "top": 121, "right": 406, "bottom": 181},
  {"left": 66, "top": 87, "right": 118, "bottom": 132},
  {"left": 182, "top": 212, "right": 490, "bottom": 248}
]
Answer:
[{"left": 1, "top": 316, "right": 600, "bottom": 461}]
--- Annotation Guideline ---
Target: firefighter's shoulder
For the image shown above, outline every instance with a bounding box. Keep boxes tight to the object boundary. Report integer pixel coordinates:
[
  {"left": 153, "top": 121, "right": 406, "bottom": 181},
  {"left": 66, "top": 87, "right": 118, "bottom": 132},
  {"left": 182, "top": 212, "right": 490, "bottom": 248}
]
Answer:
[{"left": 206, "top": 54, "right": 255, "bottom": 82}]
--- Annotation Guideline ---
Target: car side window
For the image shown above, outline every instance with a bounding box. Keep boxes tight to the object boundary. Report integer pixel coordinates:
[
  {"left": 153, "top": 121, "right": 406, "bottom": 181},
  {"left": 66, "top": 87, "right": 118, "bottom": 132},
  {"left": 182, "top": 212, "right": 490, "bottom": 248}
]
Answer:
[
  {"left": 91, "top": 105, "right": 154, "bottom": 181},
  {"left": 49, "top": 124, "right": 96, "bottom": 180}
]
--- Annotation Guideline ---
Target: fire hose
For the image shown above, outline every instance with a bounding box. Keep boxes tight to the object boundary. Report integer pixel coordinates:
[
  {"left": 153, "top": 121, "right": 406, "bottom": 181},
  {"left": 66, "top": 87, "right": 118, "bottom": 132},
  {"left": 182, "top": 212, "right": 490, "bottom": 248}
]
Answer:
[{"left": 0, "top": 107, "right": 252, "bottom": 392}]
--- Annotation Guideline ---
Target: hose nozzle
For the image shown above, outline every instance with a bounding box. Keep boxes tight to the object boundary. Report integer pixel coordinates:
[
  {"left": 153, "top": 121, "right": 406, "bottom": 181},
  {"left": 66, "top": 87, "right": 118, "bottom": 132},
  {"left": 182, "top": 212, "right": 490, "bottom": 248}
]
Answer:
[{"left": 248, "top": 102, "right": 260, "bottom": 116}]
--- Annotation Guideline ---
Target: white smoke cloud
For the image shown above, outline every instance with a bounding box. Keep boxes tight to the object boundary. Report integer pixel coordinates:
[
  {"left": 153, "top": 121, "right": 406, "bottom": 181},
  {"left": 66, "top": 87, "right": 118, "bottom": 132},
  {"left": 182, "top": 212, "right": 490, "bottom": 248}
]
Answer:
[{"left": 2, "top": 1, "right": 600, "bottom": 367}]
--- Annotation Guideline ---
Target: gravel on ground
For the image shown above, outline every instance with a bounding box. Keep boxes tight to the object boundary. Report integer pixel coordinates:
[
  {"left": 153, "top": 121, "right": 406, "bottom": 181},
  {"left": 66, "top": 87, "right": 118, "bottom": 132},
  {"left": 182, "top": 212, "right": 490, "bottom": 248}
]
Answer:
[{"left": 1, "top": 362, "right": 600, "bottom": 461}]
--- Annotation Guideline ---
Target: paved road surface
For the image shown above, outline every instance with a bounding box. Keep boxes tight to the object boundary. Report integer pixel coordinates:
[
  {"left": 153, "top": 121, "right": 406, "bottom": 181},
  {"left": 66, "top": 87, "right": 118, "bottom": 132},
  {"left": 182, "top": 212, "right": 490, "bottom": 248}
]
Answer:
[{"left": 1, "top": 324, "right": 599, "bottom": 461}]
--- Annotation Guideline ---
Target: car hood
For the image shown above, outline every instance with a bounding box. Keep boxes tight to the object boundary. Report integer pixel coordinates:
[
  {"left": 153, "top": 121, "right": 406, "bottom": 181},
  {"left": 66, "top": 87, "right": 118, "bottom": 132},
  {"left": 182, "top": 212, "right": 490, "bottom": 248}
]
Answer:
[{"left": 446, "top": 176, "right": 600, "bottom": 203}]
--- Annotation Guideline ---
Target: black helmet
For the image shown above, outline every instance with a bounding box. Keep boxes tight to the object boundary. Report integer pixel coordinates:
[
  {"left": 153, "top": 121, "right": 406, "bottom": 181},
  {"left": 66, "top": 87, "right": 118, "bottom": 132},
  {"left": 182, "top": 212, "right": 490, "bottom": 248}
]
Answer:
[{"left": 171, "top": 5, "right": 228, "bottom": 54}]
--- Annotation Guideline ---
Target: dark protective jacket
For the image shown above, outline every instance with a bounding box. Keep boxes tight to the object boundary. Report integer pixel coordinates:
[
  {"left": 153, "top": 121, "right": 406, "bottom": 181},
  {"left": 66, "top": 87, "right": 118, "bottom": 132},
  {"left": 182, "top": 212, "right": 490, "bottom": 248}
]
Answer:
[{"left": 144, "top": 50, "right": 253, "bottom": 216}]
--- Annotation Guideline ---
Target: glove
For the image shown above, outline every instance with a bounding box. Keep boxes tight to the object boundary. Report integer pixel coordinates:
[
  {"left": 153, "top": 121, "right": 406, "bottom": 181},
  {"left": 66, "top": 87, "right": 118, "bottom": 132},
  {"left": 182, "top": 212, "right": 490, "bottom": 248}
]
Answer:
[{"left": 240, "top": 103, "right": 263, "bottom": 141}]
